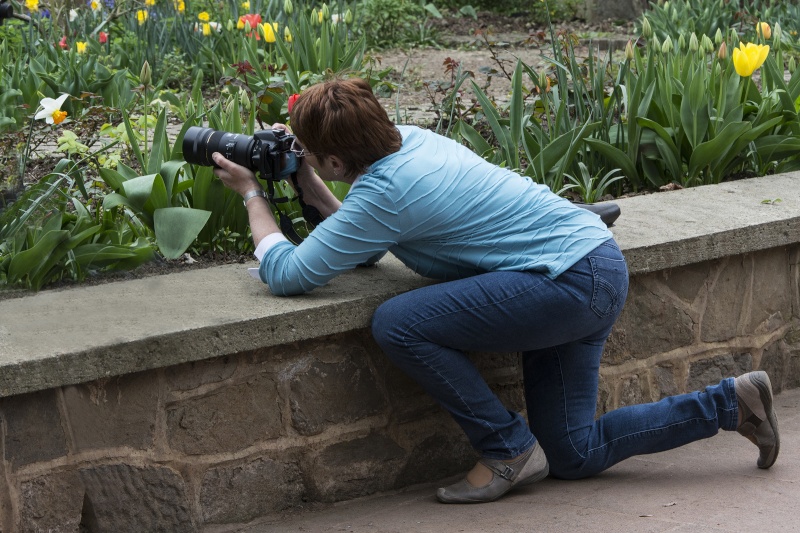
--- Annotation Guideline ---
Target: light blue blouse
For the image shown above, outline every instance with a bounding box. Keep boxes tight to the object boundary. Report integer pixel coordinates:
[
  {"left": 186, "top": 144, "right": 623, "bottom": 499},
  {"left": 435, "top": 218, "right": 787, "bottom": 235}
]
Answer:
[{"left": 260, "top": 126, "right": 612, "bottom": 295}]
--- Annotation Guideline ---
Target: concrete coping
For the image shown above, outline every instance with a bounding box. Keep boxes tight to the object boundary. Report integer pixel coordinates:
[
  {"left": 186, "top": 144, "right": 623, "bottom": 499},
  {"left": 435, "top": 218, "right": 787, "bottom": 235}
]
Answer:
[{"left": 2, "top": 173, "right": 800, "bottom": 398}]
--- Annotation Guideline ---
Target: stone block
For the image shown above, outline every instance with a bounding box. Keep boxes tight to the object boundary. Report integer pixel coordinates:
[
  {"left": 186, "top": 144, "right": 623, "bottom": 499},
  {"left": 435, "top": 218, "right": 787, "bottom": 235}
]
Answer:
[
  {"left": 63, "top": 372, "right": 158, "bottom": 451},
  {"left": 305, "top": 433, "right": 406, "bottom": 502},
  {"left": 661, "top": 262, "right": 712, "bottom": 305},
  {"left": 606, "top": 277, "right": 695, "bottom": 362},
  {"left": 166, "top": 373, "right": 282, "bottom": 455},
  {"left": 19, "top": 471, "right": 84, "bottom": 533},
  {"left": 748, "top": 249, "right": 792, "bottom": 334},
  {"left": 200, "top": 457, "right": 304, "bottom": 525},
  {"left": 379, "top": 360, "right": 440, "bottom": 424},
  {"left": 1, "top": 389, "right": 67, "bottom": 468},
  {"left": 760, "top": 342, "right": 786, "bottom": 394},
  {"left": 394, "top": 432, "right": 475, "bottom": 488},
  {"left": 618, "top": 374, "right": 646, "bottom": 408},
  {"left": 653, "top": 365, "right": 679, "bottom": 399},
  {"left": 78, "top": 464, "right": 194, "bottom": 533},
  {"left": 166, "top": 355, "right": 236, "bottom": 392},
  {"left": 288, "top": 354, "right": 386, "bottom": 436},
  {"left": 701, "top": 258, "right": 748, "bottom": 343},
  {"left": 595, "top": 373, "right": 612, "bottom": 417},
  {"left": 687, "top": 353, "right": 752, "bottom": 391},
  {"left": 786, "top": 353, "right": 800, "bottom": 390}
]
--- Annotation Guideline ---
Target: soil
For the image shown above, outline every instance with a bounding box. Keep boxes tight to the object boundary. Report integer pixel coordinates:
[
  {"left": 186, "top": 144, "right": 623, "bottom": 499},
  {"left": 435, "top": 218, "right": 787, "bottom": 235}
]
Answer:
[{"left": 0, "top": 12, "right": 636, "bottom": 298}]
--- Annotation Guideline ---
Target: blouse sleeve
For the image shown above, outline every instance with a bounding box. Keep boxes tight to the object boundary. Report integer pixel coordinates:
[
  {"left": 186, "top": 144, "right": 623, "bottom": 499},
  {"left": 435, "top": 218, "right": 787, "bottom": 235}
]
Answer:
[{"left": 259, "top": 180, "right": 401, "bottom": 296}]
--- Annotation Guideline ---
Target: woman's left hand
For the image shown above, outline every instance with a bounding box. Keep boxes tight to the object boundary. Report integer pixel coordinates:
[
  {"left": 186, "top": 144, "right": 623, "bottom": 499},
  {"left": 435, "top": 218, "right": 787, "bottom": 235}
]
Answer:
[{"left": 212, "top": 152, "right": 262, "bottom": 197}]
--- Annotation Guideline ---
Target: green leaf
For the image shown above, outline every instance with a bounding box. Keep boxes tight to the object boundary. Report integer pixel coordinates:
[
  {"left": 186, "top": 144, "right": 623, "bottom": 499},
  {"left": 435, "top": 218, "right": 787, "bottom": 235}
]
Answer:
[
  {"left": 7, "top": 230, "right": 69, "bottom": 287},
  {"left": 146, "top": 108, "right": 169, "bottom": 175},
  {"left": 153, "top": 207, "right": 212, "bottom": 259},
  {"left": 122, "top": 174, "right": 169, "bottom": 214},
  {"left": 454, "top": 120, "right": 492, "bottom": 157},
  {"left": 688, "top": 121, "right": 751, "bottom": 178},
  {"left": 584, "top": 138, "right": 641, "bottom": 189}
]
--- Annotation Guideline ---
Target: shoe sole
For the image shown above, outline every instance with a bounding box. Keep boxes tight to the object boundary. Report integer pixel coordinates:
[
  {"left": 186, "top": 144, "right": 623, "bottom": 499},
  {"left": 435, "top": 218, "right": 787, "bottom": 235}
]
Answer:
[{"left": 750, "top": 371, "right": 780, "bottom": 469}]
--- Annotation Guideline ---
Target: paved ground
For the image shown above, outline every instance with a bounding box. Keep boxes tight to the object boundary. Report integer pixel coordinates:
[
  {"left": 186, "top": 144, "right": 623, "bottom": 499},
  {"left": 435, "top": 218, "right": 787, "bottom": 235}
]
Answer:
[{"left": 211, "top": 387, "right": 800, "bottom": 533}]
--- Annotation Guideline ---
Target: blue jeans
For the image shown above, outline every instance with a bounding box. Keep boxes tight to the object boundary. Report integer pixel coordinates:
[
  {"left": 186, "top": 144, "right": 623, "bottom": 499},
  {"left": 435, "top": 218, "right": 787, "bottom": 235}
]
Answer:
[{"left": 371, "top": 239, "right": 738, "bottom": 479}]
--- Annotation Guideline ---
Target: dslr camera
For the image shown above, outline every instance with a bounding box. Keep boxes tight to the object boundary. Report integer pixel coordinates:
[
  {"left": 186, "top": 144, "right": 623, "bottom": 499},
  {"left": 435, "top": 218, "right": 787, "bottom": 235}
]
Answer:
[{"left": 182, "top": 126, "right": 298, "bottom": 181}]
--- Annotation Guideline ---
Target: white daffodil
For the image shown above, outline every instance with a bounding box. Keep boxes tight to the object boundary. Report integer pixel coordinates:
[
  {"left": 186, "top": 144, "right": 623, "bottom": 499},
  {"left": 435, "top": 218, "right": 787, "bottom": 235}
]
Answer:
[
  {"left": 35, "top": 93, "right": 70, "bottom": 125},
  {"left": 69, "top": 8, "right": 78, "bottom": 21}
]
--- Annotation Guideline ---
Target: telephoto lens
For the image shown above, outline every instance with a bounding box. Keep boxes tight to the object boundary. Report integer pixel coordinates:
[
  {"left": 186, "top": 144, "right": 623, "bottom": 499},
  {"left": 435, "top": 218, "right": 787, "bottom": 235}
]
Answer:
[{"left": 182, "top": 126, "right": 257, "bottom": 169}]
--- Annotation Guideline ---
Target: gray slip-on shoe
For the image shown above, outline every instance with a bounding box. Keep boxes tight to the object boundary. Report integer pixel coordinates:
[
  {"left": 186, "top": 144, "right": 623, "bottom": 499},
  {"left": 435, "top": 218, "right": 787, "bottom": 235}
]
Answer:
[
  {"left": 735, "top": 371, "right": 780, "bottom": 469},
  {"left": 436, "top": 442, "right": 549, "bottom": 504}
]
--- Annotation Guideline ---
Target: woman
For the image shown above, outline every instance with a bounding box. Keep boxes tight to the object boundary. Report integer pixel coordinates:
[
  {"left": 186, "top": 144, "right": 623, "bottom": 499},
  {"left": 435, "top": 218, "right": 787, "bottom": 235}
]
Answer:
[{"left": 212, "top": 77, "right": 779, "bottom": 503}]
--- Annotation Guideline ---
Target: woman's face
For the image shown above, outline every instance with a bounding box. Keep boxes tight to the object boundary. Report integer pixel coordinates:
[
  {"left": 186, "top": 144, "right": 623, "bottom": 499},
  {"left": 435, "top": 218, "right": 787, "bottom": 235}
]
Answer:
[{"left": 294, "top": 136, "right": 346, "bottom": 182}]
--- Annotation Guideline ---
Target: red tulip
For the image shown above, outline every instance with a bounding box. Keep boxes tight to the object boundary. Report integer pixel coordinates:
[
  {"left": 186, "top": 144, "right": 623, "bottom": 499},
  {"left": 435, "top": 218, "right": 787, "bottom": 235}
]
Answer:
[
  {"left": 288, "top": 93, "right": 299, "bottom": 113},
  {"left": 98, "top": 31, "right": 108, "bottom": 44},
  {"left": 58, "top": 35, "right": 68, "bottom": 49}
]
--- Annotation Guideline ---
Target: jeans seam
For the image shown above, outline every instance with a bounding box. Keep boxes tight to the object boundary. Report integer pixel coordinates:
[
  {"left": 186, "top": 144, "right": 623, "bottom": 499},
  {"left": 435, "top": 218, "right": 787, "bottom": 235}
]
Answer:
[
  {"left": 556, "top": 350, "right": 588, "bottom": 460},
  {"left": 583, "top": 416, "right": 725, "bottom": 457}
]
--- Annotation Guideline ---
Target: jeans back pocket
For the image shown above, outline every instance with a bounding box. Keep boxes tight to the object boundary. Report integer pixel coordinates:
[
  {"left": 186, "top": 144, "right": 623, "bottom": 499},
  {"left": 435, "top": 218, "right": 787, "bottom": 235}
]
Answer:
[{"left": 588, "top": 254, "right": 628, "bottom": 319}]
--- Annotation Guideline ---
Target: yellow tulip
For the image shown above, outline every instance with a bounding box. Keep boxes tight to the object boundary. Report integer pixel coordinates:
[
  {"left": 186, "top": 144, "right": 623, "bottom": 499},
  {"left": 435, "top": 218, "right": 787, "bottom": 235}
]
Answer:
[
  {"left": 25, "top": 0, "right": 38, "bottom": 11},
  {"left": 137, "top": 9, "right": 148, "bottom": 24},
  {"left": 202, "top": 23, "right": 211, "bottom": 36},
  {"left": 732, "top": 42, "right": 770, "bottom": 77},
  {"left": 145, "top": 0, "right": 155, "bottom": 6},
  {"left": 76, "top": 41, "right": 87, "bottom": 54},
  {"left": 262, "top": 22, "right": 278, "bottom": 43},
  {"left": 242, "top": 1, "right": 250, "bottom": 9},
  {"left": 757, "top": 22, "right": 771, "bottom": 40},
  {"left": 284, "top": 26, "right": 292, "bottom": 42}
]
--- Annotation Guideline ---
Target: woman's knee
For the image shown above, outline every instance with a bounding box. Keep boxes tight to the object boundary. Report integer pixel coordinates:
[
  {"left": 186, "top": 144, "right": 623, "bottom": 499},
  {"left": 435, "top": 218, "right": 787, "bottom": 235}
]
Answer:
[{"left": 371, "top": 297, "right": 407, "bottom": 351}]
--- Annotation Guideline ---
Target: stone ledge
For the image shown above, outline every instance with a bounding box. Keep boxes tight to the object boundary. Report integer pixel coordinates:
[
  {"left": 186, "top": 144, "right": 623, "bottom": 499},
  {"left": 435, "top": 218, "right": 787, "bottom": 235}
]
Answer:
[{"left": 2, "top": 173, "right": 800, "bottom": 398}]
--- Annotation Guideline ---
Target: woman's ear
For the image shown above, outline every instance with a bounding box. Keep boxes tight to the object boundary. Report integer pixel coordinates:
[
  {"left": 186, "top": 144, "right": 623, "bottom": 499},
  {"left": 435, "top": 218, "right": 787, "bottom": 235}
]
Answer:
[{"left": 328, "top": 154, "right": 345, "bottom": 177}]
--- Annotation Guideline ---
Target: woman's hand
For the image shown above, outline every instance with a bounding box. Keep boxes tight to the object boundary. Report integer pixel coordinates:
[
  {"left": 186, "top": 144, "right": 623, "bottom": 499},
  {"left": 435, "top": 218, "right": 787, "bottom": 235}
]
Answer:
[{"left": 212, "top": 152, "right": 261, "bottom": 197}]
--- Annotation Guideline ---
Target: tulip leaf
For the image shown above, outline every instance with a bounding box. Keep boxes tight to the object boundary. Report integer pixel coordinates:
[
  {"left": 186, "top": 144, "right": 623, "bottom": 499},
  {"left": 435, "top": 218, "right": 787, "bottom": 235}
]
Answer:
[
  {"left": 688, "top": 121, "right": 751, "bottom": 179},
  {"left": 584, "top": 138, "right": 641, "bottom": 189},
  {"left": 153, "top": 207, "right": 212, "bottom": 259}
]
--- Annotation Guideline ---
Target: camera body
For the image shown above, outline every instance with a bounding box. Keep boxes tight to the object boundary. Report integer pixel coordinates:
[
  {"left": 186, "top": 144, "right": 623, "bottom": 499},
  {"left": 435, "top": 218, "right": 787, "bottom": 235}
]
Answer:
[
  {"left": 0, "top": 0, "right": 15, "bottom": 25},
  {"left": 183, "top": 126, "right": 299, "bottom": 181}
]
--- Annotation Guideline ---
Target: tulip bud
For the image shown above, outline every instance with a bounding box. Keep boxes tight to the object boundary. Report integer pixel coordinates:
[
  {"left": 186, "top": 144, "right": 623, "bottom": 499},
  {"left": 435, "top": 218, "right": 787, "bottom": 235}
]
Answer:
[
  {"left": 789, "top": 56, "right": 797, "bottom": 74},
  {"left": 284, "top": 0, "right": 293, "bottom": 15},
  {"left": 538, "top": 70, "right": 548, "bottom": 89},
  {"left": 625, "top": 39, "right": 635, "bottom": 61},
  {"left": 321, "top": 3, "right": 330, "bottom": 21},
  {"left": 140, "top": 60, "right": 152, "bottom": 86},
  {"left": 345, "top": 8, "right": 353, "bottom": 25},
  {"left": 689, "top": 32, "right": 699, "bottom": 52},
  {"left": 774, "top": 22, "right": 781, "bottom": 46},
  {"left": 717, "top": 41, "right": 727, "bottom": 61},
  {"left": 701, "top": 34, "right": 713, "bottom": 54},
  {"left": 671, "top": 6, "right": 678, "bottom": 22},
  {"left": 652, "top": 35, "right": 661, "bottom": 52},
  {"left": 714, "top": 28, "right": 723, "bottom": 45},
  {"left": 226, "top": 19, "right": 234, "bottom": 31},
  {"left": 244, "top": 20, "right": 252, "bottom": 33},
  {"left": 642, "top": 17, "right": 652, "bottom": 39},
  {"left": 315, "top": 37, "right": 321, "bottom": 49},
  {"left": 757, "top": 22, "right": 771, "bottom": 40},
  {"left": 661, "top": 36, "right": 673, "bottom": 54},
  {"left": 663, "top": 1, "right": 669, "bottom": 9},
  {"left": 284, "top": 26, "right": 292, "bottom": 42},
  {"left": 310, "top": 8, "right": 318, "bottom": 26},
  {"left": 678, "top": 34, "right": 686, "bottom": 51}
]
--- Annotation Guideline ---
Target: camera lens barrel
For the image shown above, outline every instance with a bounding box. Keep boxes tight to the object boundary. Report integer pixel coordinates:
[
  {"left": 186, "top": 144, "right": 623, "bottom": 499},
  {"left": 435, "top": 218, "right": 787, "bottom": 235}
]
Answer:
[{"left": 183, "top": 126, "right": 256, "bottom": 169}]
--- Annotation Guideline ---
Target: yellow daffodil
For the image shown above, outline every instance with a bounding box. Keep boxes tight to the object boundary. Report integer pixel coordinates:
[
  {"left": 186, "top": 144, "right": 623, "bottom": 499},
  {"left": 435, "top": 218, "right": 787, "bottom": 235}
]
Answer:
[
  {"left": 145, "top": 0, "right": 156, "bottom": 5},
  {"left": 732, "top": 42, "right": 770, "bottom": 77},
  {"left": 261, "top": 22, "right": 278, "bottom": 43},
  {"left": 137, "top": 9, "right": 148, "bottom": 24},
  {"left": 76, "top": 41, "right": 87, "bottom": 53},
  {"left": 25, "top": 0, "right": 38, "bottom": 11},
  {"left": 284, "top": 26, "right": 292, "bottom": 42},
  {"left": 198, "top": 11, "right": 210, "bottom": 22},
  {"left": 35, "top": 94, "right": 70, "bottom": 125},
  {"left": 202, "top": 23, "right": 211, "bottom": 36},
  {"left": 757, "top": 22, "right": 772, "bottom": 40},
  {"left": 173, "top": 0, "right": 185, "bottom": 13},
  {"left": 241, "top": 1, "right": 250, "bottom": 9}
]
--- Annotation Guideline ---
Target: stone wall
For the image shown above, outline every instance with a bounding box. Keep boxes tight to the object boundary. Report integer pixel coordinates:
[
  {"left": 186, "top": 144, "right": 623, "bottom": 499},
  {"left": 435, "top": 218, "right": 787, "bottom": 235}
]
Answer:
[{"left": 2, "top": 245, "right": 799, "bottom": 532}]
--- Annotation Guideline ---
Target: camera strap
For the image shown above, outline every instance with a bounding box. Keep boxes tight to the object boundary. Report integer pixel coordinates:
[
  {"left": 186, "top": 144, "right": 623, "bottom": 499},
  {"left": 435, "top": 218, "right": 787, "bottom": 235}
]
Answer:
[{"left": 262, "top": 168, "right": 324, "bottom": 246}]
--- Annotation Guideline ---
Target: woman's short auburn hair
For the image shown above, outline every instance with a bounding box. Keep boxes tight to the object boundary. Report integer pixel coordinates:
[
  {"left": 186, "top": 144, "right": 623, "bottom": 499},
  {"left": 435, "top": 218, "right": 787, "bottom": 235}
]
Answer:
[{"left": 290, "top": 77, "right": 402, "bottom": 179}]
